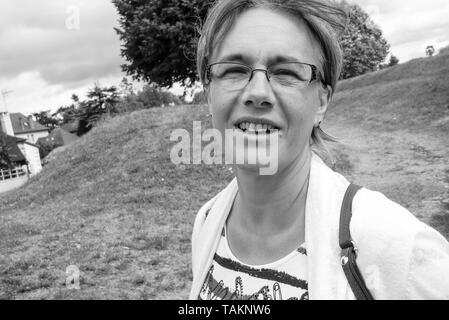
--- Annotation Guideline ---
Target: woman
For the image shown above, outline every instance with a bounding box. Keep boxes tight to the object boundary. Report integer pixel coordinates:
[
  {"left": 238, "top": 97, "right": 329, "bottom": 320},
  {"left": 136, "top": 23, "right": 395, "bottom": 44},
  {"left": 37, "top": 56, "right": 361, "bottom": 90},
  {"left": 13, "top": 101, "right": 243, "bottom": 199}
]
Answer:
[{"left": 190, "top": 0, "right": 449, "bottom": 300}]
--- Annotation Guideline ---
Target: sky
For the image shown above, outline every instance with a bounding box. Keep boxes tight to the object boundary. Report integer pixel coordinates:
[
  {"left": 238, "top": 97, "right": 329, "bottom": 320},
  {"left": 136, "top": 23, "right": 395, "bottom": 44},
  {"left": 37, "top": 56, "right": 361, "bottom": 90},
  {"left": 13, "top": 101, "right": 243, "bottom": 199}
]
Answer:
[{"left": 0, "top": 0, "right": 448, "bottom": 115}]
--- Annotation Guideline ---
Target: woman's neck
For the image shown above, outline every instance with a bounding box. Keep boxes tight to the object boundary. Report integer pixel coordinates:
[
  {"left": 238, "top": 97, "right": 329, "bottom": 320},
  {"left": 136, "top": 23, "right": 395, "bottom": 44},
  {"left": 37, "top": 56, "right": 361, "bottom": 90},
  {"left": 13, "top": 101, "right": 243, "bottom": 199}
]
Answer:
[{"left": 232, "top": 150, "right": 312, "bottom": 236}]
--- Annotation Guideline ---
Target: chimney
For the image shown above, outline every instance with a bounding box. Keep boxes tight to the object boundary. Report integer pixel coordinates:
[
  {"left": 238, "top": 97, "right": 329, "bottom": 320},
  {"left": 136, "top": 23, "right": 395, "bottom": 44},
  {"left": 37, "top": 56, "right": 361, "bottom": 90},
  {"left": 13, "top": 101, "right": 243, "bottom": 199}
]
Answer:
[{"left": 0, "top": 111, "right": 15, "bottom": 136}]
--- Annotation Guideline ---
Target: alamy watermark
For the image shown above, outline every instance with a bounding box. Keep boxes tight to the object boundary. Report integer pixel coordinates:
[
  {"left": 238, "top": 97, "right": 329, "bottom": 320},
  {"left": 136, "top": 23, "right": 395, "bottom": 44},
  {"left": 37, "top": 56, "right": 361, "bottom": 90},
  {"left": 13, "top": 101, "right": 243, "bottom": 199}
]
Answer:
[
  {"left": 170, "top": 121, "right": 279, "bottom": 175},
  {"left": 65, "top": 5, "right": 81, "bottom": 30},
  {"left": 66, "top": 265, "right": 80, "bottom": 290}
]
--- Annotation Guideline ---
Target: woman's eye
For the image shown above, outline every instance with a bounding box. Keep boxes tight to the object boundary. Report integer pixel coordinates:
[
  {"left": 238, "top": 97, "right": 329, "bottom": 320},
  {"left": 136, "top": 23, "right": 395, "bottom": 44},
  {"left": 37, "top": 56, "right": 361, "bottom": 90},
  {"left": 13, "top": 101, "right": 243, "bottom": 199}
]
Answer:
[
  {"left": 272, "top": 69, "right": 307, "bottom": 82},
  {"left": 273, "top": 69, "right": 299, "bottom": 78},
  {"left": 224, "top": 67, "right": 247, "bottom": 75}
]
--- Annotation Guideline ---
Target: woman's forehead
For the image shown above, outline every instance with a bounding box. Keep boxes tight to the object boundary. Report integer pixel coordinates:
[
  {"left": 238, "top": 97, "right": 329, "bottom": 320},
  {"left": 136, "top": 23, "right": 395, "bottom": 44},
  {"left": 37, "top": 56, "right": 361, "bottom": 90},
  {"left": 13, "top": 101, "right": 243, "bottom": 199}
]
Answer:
[{"left": 211, "top": 7, "right": 320, "bottom": 65}]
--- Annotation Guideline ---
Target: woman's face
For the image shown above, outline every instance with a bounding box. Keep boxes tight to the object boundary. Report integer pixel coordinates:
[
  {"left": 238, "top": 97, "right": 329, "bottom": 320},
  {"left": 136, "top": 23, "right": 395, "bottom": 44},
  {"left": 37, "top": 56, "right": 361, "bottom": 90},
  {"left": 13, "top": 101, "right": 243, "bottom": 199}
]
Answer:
[{"left": 208, "top": 8, "right": 330, "bottom": 174}]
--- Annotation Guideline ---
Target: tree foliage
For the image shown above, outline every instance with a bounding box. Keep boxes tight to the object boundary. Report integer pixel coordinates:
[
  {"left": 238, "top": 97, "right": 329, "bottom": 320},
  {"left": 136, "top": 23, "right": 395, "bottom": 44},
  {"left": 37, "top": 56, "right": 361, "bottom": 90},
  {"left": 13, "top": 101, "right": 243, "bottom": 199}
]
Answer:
[
  {"left": 76, "top": 85, "right": 120, "bottom": 136},
  {"left": 0, "top": 134, "right": 13, "bottom": 170},
  {"left": 379, "top": 54, "right": 399, "bottom": 70},
  {"left": 113, "top": 0, "right": 212, "bottom": 88},
  {"left": 29, "top": 80, "right": 183, "bottom": 141},
  {"left": 340, "top": 4, "right": 390, "bottom": 79},
  {"left": 388, "top": 54, "right": 399, "bottom": 67},
  {"left": 426, "top": 45, "right": 436, "bottom": 57},
  {"left": 439, "top": 45, "right": 449, "bottom": 56},
  {"left": 114, "top": 1, "right": 391, "bottom": 86},
  {"left": 37, "top": 138, "right": 58, "bottom": 160},
  {"left": 32, "top": 111, "right": 60, "bottom": 130}
]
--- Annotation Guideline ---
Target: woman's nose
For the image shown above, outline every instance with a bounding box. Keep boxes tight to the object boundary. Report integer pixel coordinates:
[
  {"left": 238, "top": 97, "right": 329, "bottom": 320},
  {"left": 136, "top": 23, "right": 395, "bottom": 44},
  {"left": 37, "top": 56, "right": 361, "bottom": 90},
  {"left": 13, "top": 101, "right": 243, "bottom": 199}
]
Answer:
[{"left": 242, "top": 70, "right": 275, "bottom": 109}]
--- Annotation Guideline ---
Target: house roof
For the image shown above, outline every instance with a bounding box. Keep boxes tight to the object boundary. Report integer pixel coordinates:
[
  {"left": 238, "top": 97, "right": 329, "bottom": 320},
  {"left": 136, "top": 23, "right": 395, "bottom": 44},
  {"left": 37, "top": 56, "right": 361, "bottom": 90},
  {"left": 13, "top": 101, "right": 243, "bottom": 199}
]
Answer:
[
  {"left": 37, "top": 128, "right": 79, "bottom": 146},
  {"left": 0, "top": 131, "right": 27, "bottom": 163},
  {"left": 10, "top": 113, "right": 50, "bottom": 134}
]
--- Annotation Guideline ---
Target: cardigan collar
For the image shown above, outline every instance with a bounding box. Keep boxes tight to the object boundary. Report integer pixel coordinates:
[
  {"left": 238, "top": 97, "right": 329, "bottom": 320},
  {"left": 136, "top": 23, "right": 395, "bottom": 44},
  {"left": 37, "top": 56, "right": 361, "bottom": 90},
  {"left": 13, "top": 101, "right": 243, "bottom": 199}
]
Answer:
[{"left": 190, "top": 153, "right": 353, "bottom": 300}]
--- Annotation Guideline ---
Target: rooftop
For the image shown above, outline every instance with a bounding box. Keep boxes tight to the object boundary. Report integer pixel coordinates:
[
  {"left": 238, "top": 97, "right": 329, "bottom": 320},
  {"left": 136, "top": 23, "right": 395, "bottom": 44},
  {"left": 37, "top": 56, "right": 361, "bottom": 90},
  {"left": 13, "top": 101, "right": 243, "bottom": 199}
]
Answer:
[{"left": 10, "top": 113, "right": 50, "bottom": 134}]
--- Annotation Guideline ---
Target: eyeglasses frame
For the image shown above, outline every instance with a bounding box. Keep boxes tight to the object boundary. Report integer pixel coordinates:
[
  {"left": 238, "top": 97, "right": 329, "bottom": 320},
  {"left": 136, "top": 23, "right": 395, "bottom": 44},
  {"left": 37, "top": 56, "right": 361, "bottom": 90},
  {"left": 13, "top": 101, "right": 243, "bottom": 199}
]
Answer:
[{"left": 205, "top": 61, "right": 325, "bottom": 88}]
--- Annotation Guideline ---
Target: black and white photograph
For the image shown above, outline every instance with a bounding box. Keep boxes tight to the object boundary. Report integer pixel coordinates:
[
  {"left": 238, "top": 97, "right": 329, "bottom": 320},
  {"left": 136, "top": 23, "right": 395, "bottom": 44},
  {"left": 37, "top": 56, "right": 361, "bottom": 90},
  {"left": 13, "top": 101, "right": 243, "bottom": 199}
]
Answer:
[{"left": 1, "top": 0, "right": 449, "bottom": 302}]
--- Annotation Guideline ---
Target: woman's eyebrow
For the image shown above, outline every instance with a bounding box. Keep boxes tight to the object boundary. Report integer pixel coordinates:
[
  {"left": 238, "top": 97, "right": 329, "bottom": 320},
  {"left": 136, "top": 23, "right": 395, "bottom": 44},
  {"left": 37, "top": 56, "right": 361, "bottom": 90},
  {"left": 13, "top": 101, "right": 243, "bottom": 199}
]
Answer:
[
  {"left": 216, "top": 53, "right": 304, "bottom": 64},
  {"left": 217, "top": 53, "right": 247, "bottom": 63},
  {"left": 268, "top": 55, "right": 303, "bottom": 64}
]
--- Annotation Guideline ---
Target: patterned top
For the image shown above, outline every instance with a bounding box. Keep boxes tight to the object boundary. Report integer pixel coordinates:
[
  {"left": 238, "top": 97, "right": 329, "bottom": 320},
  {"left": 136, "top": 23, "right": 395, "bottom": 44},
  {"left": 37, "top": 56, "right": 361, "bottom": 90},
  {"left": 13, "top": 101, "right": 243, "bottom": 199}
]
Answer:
[{"left": 199, "top": 227, "right": 309, "bottom": 300}]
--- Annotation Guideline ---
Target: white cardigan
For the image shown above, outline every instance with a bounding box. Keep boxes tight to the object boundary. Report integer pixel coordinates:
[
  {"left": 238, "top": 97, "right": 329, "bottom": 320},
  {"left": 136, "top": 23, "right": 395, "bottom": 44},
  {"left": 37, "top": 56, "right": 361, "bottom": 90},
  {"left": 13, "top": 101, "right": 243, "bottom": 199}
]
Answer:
[{"left": 190, "top": 154, "right": 449, "bottom": 300}]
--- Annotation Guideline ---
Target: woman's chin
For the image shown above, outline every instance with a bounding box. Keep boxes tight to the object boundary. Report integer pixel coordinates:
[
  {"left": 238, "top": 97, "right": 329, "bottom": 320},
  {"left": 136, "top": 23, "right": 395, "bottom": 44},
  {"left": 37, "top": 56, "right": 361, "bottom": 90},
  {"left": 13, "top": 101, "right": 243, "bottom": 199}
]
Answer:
[{"left": 234, "top": 163, "right": 268, "bottom": 176}]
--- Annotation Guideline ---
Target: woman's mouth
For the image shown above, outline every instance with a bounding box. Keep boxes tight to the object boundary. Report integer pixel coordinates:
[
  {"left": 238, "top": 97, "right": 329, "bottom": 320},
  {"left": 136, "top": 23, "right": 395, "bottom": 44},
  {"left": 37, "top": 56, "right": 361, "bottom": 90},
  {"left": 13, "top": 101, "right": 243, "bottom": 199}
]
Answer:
[{"left": 235, "top": 121, "right": 280, "bottom": 135}]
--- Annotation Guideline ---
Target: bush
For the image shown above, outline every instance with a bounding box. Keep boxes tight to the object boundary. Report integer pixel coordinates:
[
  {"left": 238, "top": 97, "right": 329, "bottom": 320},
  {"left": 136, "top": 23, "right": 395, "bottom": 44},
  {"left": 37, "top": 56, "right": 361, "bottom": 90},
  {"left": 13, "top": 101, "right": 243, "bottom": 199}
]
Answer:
[
  {"left": 0, "top": 134, "right": 14, "bottom": 170},
  {"left": 137, "top": 85, "right": 182, "bottom": 109},
  {"left": 115, "top": 94, "right": 145, "bottom": 114},
  {"left": 37, "top": 138, "right": 59, "bottom": 160},
  {"left": 192, "top": 90, "right": 207, "bottom": 105},
  {"left": 439, "top": 45, "right": 449, "bottom": 56}
]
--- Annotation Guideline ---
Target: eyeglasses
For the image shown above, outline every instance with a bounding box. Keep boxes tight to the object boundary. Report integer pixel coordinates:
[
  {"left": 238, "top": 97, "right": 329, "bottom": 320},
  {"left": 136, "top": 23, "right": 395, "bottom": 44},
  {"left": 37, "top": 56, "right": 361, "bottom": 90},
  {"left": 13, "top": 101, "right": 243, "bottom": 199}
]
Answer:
[{"left": 205, "top": 61, "right": 324, "bottom": 90}]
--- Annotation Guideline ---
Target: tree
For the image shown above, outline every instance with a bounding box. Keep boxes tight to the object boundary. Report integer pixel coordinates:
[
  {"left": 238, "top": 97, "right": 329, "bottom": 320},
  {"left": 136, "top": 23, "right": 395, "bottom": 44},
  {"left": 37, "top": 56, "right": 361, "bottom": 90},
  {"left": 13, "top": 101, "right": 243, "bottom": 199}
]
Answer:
[
  {"left": 77, "top": 84, "right": 120, "bottom": 136},
  {"left": 32, "top": 110, "right": 60, "bottom": 129},
  {"left": 136, "top": 85, "right": 181, "bottom": 108},
  {"left": 439, "top": 45, "right": 449, "bottom": 56},
  {"left": 388, "top": 55, "right": 399, "bottom": 67},
  {"left": 113, "top": 1, "right": 390, "bottom": 86},
  {"left": 340, "top": 4, "right": 390, "bottom": 79},
  {"left": 426, "top": 45, "right": 435, "bottom": 57},
  {"left": 113, "top": 0, "right": 212, "bottom": 89},
  {"left": 52, "top": 95, "right": 82, "bottom": 126},
  {"left": 0, "top": 134, "right": 13, "bottom": 170},
  {"left": 379, "top": 54, "right": 399, "bottom": 70},
  {"left": 115, "top": 93, "right": 145, "bottom": 114},
  {"left": 119, "top": 77, "right": 135, "bottom": 97},
  {"left": 36, "top": 138, "right": 58, "bottom": 160}
]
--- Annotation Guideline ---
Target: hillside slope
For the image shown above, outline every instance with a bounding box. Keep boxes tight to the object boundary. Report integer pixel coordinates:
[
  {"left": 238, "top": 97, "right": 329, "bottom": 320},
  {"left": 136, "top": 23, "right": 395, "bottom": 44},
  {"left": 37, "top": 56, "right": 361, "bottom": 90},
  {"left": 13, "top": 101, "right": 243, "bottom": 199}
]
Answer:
[
  {"left": 326, "top": 53, "right": 449, "bottom": 234},
  {"left": 0, "top": 105, "right": 234, "bottom": 299},
  {"left": 1, "top": 54, "right": 448, "bottom": 300}
]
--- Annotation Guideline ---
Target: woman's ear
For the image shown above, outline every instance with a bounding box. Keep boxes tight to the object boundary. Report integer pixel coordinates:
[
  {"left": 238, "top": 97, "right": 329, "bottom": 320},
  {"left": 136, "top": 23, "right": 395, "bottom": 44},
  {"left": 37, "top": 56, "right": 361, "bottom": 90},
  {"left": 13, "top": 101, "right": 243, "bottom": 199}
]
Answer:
[{"left": 315, "top": 84, "right": 332, "bottom": 126}]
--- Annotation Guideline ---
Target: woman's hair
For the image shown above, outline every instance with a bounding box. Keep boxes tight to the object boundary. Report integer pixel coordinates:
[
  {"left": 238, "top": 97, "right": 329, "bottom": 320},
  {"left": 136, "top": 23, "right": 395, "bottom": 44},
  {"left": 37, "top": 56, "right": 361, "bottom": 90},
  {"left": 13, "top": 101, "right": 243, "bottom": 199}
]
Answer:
[{"left": 196, "top": 0, "right": 348, "bottom": 162}]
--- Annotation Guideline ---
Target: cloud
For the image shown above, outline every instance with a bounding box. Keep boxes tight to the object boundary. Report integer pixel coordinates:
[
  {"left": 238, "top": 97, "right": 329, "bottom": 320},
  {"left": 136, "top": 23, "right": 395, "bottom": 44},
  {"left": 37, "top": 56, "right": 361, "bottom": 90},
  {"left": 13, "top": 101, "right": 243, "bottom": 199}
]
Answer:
[
  {"left": 0, "top": 0, "right": 123, "bottom": 86},
  {"left": 351, "top": 0, "right": 449, "bottom": 61},
  {"left": 0, "top": 71, "right": 124, "bottom": 115},
  {"left": 1, "top": 0, "right": 448, "bottom": 114}
]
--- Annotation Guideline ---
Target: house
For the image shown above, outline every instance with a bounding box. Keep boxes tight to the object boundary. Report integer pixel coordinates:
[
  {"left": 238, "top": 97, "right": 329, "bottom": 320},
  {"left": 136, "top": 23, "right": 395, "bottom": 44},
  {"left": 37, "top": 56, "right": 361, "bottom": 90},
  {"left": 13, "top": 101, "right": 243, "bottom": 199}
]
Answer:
[
  {"left": 0, "top": 109, "right": 44, "bottom": 177},
  {"left": 9, "top": 112, "right": 50, "bottom": 144},
  {"left": 0, "top": 132, "right": 35, "bottom": 194},
  {"left": 0, "top": 132, "right": 28, "bottom": 166}
]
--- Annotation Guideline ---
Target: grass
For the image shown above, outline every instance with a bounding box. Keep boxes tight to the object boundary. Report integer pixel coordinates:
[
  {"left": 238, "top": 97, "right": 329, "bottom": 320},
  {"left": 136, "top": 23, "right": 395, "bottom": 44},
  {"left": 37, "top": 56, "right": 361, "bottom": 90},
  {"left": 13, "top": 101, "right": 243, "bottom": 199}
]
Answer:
[
  {"left": 0, "top": 105, "right": 234, "bottom": 300},
  {"left": 326, "top": 54, "right": 449, "bottom": 224},
  {"left": 1, "top": 54, "right": 449, "bottom": 300}
]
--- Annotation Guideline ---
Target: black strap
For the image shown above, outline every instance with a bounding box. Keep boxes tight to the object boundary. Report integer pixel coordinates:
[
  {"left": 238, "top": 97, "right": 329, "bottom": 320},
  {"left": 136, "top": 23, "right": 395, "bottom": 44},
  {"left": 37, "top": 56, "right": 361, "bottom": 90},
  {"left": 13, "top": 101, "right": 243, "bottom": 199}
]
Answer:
[{"left": 339, "top": 184, "right": 375, "bottom": 300}]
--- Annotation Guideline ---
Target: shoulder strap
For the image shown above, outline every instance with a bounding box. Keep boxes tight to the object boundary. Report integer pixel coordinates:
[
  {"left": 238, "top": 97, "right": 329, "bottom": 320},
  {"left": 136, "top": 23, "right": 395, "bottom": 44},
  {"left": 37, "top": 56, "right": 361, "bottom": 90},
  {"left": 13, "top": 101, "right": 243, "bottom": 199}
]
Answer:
[{"left": 339, "top": 184, "right": 375, "bottom": 300}]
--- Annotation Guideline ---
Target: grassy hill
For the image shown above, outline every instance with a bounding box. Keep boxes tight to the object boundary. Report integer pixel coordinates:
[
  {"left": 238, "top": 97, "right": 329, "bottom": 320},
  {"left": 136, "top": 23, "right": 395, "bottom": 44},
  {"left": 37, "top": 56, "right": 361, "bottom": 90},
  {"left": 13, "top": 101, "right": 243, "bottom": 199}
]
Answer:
[
  {"left": 1, "top": 54, "right": 448, "bottom": 300},
  {"left": 326, "top": 53, "right": 449, "bottom": 235}
]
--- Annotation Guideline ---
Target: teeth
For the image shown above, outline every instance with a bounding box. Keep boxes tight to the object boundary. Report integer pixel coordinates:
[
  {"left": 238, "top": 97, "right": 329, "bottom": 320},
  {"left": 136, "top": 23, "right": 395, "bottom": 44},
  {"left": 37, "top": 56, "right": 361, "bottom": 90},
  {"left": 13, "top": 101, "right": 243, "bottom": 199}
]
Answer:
[
  {"left": 249, "top": 123, "right": 256, "bottom": 131},
  {"left": 237, "top": 122, "right": 278, "bottom": 133}
]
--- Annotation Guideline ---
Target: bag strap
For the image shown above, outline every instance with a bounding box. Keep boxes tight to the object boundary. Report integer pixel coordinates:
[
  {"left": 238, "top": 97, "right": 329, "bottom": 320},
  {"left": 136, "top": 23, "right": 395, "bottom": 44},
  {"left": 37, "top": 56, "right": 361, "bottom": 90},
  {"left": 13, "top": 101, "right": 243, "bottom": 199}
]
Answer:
[{"left": 339, "top": 184, "right": 375, "bottom": 300}]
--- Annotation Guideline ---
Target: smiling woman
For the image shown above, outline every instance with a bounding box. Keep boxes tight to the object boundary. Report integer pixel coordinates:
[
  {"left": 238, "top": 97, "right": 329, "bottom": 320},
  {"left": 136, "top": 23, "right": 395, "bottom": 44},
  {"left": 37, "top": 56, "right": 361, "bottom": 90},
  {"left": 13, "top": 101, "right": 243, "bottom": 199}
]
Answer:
[{"left": 189, "top": 0, "right": 449, "bottom": 300}]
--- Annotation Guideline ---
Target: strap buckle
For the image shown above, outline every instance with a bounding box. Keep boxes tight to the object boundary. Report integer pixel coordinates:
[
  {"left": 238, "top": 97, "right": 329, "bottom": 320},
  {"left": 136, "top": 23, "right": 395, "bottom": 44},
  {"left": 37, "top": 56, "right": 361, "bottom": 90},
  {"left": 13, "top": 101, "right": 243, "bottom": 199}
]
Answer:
[{"left": 350, "top": 240, "right": 359, "bottom": 257}]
